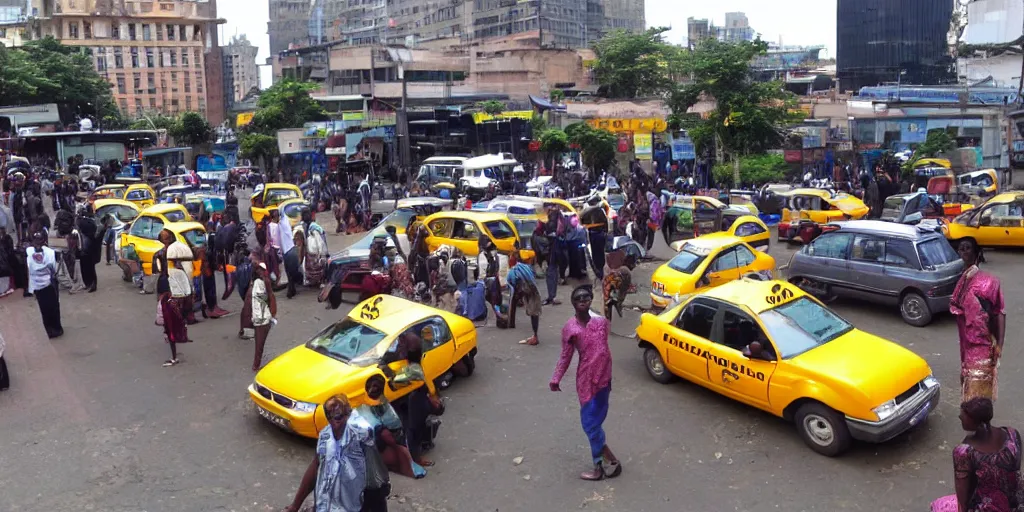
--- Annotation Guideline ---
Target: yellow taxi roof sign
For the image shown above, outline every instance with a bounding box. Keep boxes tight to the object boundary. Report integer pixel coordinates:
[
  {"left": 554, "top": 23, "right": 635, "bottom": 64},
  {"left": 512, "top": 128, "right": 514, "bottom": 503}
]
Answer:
[{"left": 701, "top": 279, "right": 805, "bottom": 313}]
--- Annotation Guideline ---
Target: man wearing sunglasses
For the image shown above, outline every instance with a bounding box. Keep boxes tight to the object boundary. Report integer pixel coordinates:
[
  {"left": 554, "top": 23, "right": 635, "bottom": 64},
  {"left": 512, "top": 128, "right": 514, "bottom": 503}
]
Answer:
[{"left": 283, "top": 394, "right": 375, "bottom": 512}]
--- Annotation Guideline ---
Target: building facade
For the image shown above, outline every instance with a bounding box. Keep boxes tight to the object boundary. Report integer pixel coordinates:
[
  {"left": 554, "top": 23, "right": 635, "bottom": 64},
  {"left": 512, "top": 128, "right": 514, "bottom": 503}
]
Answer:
[
  {"left": 957, "top": 0, "right": 1024, "bottom": 89},
  {"left": 268, "top": 0, "right": 309, "bottom": 54},
  {"left": 721, "top": 12, "right": 753, "bottom": 42},
  {"left": 223, "top": 34, "right": 259, "bottom": 103},
  {"left": 22, "top": 0, "right": 224, "bottom": 120},
  {"left": 837, "top": 0, "right": 955, "bottom": 92}
]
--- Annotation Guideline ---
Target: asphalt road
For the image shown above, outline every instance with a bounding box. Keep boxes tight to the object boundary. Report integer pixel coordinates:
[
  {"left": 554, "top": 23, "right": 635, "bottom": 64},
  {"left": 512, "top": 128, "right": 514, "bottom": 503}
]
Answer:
[{"left": 2, "top": 198, "right": 1023, "bottom": 512}]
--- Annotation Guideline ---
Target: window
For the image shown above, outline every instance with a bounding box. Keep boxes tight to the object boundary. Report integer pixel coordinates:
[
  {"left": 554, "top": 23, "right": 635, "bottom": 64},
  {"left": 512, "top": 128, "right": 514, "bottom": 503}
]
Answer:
[
  {"left": 409, "top": 317, "right": 452, "bottom": 351},
  {"left": 166, "top": 24, "right": 175, "bottom": 40},
  {"left": 147, "top": 73, "right": 155, "bottom": 91},
  {"left": 95, "top": 50, "right": 106, "bottom": 72},
  {"left": 134, "top": 98, "right": 143, "bottom": 113},
  {"left": 119, "top": 98, "right": 128, "bottom": 111},
  {"left": 160, "top": 2, "right": 174, "bottom": 10},
  {"left": 806, "top": 232, "right": 852, "bottom": 260},
  {"left": 142, "top": 24, "right": 150, "bottom": 40},
  {"left": 111, "top": 23, "right": 120, "bottom": 39},
  {"left": 156, "top": 24, "right": 163, "bottom": 40},
  {"left": 734, "top": 245, "right": 755, "bottom": 267},
  {"left": 734, "top": 222, "right": 766, "bottom": 238},
  {"left": 169, "top": 51, "right": 176, "bottom": 66},
  {"left": 484, "top": 220, "right": 514, "bottom": 239},
  {"left": 850, "top": 234, "right": 885, "bottom": 263},
  {"left": 128, "top": 23, "right": 136, "bottom": 40},
  {"left": 149, "top": 98, "right": 156, "bottom": 109},
  {"left": 451, "top": 220, "right": 479, "bottom": 240},
  {"left": 884, "top": 238, "right": 918, "bottom": 269},
  {"left": 668, "top": 243, "right": 711, "bottom": 274},
  {"left": 676, "top": 300, "right": 717, "bottom": 339},
  {"left": 305, "top": 318, "right": 387, "bottom": 362},
  {"left": 83, "top": 21, "right": 91, "bottom": 38},
  {"left": 718, "top": 310, "right": 770, "bottom": 354},
  {"left": 918, "top": 238, "right": 959, "bottom": 268},
  {"left": 130, "top": 216, "right": 162, "bottom": 239},
  {"left": 126, "top": 189, "right": 152, "bottom": 201},
  {"left": 194, "top": 49, "right": 201, "bottom": 68},
  {"left": 183, "top": 74, "right": 190, "bottom": 92},
  {"left": 178, "top": 25, "right": 185, "bottom": 41},
  {"left": 130, "top": 47, "right": 139, "bottom": 68},
  {"left": 116, "top": 75, "right": 126, "bottom": 94},
  {"left": 185, "top": 96, "right": 192, "bottom": 110},
  {"left": 68, "top": 22, "right": 79, "bottom": 38},
  {"left": 427, "top": 218, "right": 453, "bottom": 237},
  {"left": 145, "top": 47, "right": 154, "bottom": 67},
  {"left": 170, "top": 71, "right": 178, "bottom": 92},
  {"left": 114, "top": 47, "right": 123, "bottom": 68},
  {"left": 759, "top": 297, "right": 853, "bottom": 358},
  {"left": 709, "top": 247, "right": 740, "bottom": 272},
  {"left": 132, "top": 73, "right": 141, "bottom": 90},
  {"left": 196, "top": 73, "right": 203, "bottom": 92},
  {"left": 181, "top": 48, "right": 188, "bottom": 66},
  {"left": 192, "top": 24, "right": 201, "bottom": 41}
]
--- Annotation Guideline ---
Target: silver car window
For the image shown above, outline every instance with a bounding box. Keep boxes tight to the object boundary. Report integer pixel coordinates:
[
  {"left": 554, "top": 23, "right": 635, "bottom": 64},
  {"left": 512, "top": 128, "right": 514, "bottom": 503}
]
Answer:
[
  {"left": 806, "top": 232, "right": 852, "bottom": 260},
  {"left": 850, "top": 234, "right": 885, "bottom": 263}
]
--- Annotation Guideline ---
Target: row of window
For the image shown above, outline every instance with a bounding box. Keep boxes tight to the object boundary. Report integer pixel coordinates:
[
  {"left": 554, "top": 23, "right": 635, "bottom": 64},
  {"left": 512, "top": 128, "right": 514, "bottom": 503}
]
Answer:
[
  {"left": 113, "top": 71, "right": 204, "bottom": 95},
  {"left": 66, "top": 21, "right": 202, "bottom": 43},
  {"left": 117, "top": 97, "right": 206, "bottom": 116},
  {"left": 95, "top": 46, "right": 202, "bottom": 72}
]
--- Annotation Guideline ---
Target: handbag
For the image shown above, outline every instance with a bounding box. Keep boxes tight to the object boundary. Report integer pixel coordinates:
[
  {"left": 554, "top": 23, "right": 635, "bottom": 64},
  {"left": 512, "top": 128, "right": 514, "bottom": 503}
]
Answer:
[
  {"left": 364, "top": 446, "right": 390, "bottom": 490},
  {"left": 155, "top": 299, "right": 165, "bottom": 326}
]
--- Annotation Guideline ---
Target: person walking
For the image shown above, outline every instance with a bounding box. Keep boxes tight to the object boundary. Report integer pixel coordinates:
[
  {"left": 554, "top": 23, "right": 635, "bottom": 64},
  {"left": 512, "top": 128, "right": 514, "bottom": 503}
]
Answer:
[
  {"left": 549, "top": 285, "right": 621, "bottom": 481},
  {"left": 507, "top": 251, "right": 542, "bottom": 346},
  {"left": 159, "top": 239, "right": 194, "bottom": 367},
  {"left": 247, "top": 262, "right": 276, "bottom": 371},
  {"left": 542, "top": 207, "right": 563, "bottom": 306},
  {"left": 930, "top": 397, "right": 1021, "bottom": 512},
  {"left": 0, "top": 331, "right": 8, "bottom": 391},
  {"left": 580, "top": 196, "right": 609, "bottom": 280},
  {"left": 282, "top": 394, "right": 375, "bottom": 512},
  {"left": 280, "top": 205, "right": 303, "bottom": 299},
  {"left": 27, "top": 231, "right": 62, "bottom": 338},
  {"left": 950, "top": 241, "right": 1005, "bottom": 402}
]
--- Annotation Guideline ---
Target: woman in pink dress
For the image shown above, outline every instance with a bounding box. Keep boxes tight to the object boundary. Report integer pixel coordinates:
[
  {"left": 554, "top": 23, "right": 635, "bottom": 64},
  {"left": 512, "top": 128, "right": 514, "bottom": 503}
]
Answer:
[
  {"left": 949, "top": 241, "right": 1006, "bottom": 402},
  {"left": 932, "top": 398, "right": 1021, "bottom": 512}
]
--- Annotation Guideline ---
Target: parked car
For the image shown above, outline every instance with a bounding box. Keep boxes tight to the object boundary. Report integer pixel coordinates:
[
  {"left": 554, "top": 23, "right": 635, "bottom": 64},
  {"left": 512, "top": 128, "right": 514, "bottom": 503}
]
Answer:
[
  {"left": 785, "top": 220, "right": 963, "bottom": 326},
  {"left": 943, "top": 191, "right": 1024, "bottom": 250}
]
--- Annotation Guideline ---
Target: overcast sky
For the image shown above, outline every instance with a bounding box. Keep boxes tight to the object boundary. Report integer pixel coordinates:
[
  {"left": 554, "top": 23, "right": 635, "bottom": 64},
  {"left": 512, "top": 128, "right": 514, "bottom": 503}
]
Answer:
[{"left": 217, "top": 0, "right": 839, "bottom": 90}]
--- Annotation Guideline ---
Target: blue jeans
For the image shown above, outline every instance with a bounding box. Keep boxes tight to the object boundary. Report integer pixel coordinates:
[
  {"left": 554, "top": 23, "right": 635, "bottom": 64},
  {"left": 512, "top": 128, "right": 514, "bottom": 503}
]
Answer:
[
  {"left": 544, "top": 236, "right": 561, "bottom": 301},
  {"left": 580, "top": 386, "right": 611, "bottom": 464}
]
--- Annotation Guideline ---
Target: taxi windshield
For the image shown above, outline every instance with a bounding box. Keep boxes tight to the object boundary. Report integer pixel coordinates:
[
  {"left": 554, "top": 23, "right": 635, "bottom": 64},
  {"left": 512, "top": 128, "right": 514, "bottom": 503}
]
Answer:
[
  {"left": 163, "top": 210, "right": 188, "bottom": 222},
  {"left": 306, "top": 317, "right": 388, "bottom": 362},
  {"left": 181, "top": 229, "right": 207, "bottom": 247},
  {"left": 881, "top": 197, "right": 903, "bottom": 218},
  {"left": 667, "top": 245, "right": 710, "bottom": 274},
  {"left": 758, "top": 297, "right": 854, "bottom": 358}
]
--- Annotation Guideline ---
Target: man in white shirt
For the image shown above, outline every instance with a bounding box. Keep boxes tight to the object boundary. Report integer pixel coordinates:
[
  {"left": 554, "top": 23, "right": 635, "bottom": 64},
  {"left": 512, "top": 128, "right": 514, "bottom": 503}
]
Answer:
[
  {"left": 278, "top": 205, "right": 302, "bottom": 298},
  {"left": 26, "top": 232, "right": 63, "bottom": 338}
]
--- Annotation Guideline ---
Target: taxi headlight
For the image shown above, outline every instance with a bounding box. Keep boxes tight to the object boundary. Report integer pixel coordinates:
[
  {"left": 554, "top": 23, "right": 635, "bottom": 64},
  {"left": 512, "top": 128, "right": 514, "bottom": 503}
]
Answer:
[
  {"left": 872, "top": 399, "right": 897, "bottom": 421},
  {"left": 923, "top": 375, "right": 940, "bottom": 389},
  {"left": 293, "top": 401, "right": 318, "bottom": 413}
]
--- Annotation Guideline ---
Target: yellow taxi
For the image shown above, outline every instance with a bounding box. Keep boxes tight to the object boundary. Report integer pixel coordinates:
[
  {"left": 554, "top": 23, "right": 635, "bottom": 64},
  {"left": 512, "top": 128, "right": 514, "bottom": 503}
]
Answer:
[
  {"left": 636, "top": 278, "right": 939, "bottom": 456},
  {"left": 650, "top": 235, "right": 775, "bottom": 312},
  {"left": 124, "top": 183, "right": 157, "bottom": 209},
  {"left": 370, "top": 197, "right": 450, "bottom": 234},
  {"left": 138, "top": 203, "right": 193, "bottom": 224},
  {"left": 88, "top": 184, "right": 127, "bottom": 205},
  {"left": 421, "top": 211, "right": 535, "bottom": 261},
  {"left": 251, "top": 183, "right": 303, "bottom": 222},
  {"left": 249, "top": 295, "right": 478, "bottom": 438},
  {"left": 943, "top": 191, "right": 1024, "bottom": 249},
  {"left": 697, "top": 214, "right": 771, "bottom": 252},
  {"left": 93, "top": 199, "right": 140, "bottom": 224},
  {"left": 121, "top": 217, "right": 207, "bottom": 276},
  {"left": 777, "top": 189, "right": 869, "bottom": 243}
]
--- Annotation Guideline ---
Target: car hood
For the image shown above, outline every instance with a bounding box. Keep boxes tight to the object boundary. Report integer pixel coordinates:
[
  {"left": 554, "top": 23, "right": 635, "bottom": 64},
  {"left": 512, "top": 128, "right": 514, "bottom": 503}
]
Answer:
[
  {"left": 462, "top": 176, "right": 494, "bottom": 187},
  {"left": 256, "top": 345, "right": 363, "bottom": 403},
  {"left": 787, "top": 329, "right": 931, "bottom": 406}
]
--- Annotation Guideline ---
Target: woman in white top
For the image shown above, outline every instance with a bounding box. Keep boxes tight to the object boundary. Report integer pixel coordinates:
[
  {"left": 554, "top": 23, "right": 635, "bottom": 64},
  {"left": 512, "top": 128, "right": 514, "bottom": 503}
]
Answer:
[
  {"left": 26, "top": 231, "right": 62, "bottom": 338},
  {"left": 246, "top": 261, "right": 276, "bottom": 371}
]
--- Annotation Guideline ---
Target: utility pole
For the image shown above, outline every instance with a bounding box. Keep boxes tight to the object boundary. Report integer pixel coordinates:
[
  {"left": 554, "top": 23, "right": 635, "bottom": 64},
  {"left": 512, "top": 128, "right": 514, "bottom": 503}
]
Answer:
[{"left": 398, "top": 62, "right": 411, "bottom": 182}]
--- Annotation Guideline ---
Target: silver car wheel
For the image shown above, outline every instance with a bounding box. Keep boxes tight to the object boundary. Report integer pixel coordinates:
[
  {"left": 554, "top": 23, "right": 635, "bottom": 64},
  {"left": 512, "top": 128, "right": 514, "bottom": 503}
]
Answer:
[
  {"left": 902, "top": 295, "right": 925, "bottom": 321},
  {"left": 802, "top": 414, "right": 835, "bottom": 447},
  {"left": 645, "top": 349, "right": 665, "bottom": 376}
]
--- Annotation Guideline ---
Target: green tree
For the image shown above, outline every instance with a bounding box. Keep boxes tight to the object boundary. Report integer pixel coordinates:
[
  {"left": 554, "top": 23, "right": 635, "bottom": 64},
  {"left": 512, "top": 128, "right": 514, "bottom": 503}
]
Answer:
[
  {"left": 244, "top": 80, "right": 328, "bottom": 135},
  {"left": 530, "top": 112, "right": 548, "bottom": 134},
  {"left": 592, "top": 27, "right": 682, "bottom": 98},
  {"left": 539, "top": 128, "right": 569, "bottom": 170},
  {"left": 239, "top": 133, "right": 280, "bottom": 171},
  {"left": 130, "top": 113, "right": 178, "bottom": 131},
  {"left": 549, "top": 88, "right": 565, "bottom": 102},
  {"left": 901, "top": 129, "right": 957, "bottom": 177},
  {"left": 477, "top": 100, "right": 505, "bottom": 115},
  {"left": 711, "top": 153, "right": 787, "bottom": 188},
  {"left": 169, "top": 111, "right": 213, "bottom": 146},
  {"left": 565, "top": 123, "right": 617, "bottom": 172},
  {"left": 669, "top": 38, "right": 799, "bottom": 184}
]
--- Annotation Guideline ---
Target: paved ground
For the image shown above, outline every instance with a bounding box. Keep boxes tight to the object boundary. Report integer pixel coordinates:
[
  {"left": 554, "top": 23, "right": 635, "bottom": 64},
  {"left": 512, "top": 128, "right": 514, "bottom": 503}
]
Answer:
[{"left": 2, "top": 199, "right": 1024, "bottom": 511}]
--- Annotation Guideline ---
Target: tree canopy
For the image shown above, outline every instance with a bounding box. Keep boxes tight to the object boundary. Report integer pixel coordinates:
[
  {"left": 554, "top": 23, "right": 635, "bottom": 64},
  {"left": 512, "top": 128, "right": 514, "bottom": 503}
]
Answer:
[
  {"left": 592, "top": 28, "right": 682, "bottom": 99},
  {"left": 244, "top": 80, "right": 328, "bottom": 136},
  {"left": 239, "top": 133, "right": 280, "bottom": 170},
  {"left": 669, "top": 38, "right": 798, "bottom": 160},
  {"left": 0, "top": 37, "right": 119, "bottom": 125},
  {"left": 477, "top": 100, "right": 506, "bottom": 115},
  {"left": 565, "top": 123, "right": 617, "bottom": 172},
  {"left": 169, "top": 111, "right": 213, "bottom": 146},
  {"left": 711, "top": 153, "right": 787, "bottom": 188}
]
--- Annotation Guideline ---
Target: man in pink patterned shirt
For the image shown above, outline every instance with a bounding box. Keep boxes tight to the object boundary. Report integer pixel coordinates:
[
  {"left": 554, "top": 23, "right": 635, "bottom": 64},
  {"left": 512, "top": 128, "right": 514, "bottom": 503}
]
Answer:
[{"left": 550, "top": 285, "right": 622, "bottom": 480}]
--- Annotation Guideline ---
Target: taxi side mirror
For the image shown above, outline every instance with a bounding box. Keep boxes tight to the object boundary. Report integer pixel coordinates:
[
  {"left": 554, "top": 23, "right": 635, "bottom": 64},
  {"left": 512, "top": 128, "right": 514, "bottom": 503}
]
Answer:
[{"left": 697, "top": 274, "right": 712, "bottom": 288}]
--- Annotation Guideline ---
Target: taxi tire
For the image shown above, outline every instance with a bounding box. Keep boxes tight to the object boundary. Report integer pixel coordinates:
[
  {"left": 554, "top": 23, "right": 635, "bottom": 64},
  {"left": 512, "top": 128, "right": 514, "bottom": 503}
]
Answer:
[
  {"left": 461, "top": 354, "right": 476, "bottom": 376},
  {"left": 794, "top": 402, "right": 851, "bottom": 457},
  {"left": 643, "top": 347, "right": 675, "bottom": 384}
]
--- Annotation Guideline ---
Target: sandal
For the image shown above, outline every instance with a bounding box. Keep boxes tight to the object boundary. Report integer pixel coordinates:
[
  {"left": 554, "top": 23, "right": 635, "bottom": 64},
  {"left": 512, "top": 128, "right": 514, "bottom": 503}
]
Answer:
[{"left": 162, "top": 359, "right": 180, "bottom": 367}]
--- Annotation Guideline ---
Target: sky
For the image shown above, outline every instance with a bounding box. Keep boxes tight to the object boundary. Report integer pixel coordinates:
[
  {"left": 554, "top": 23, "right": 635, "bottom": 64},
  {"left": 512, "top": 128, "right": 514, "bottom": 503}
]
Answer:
[{"left": 215, "top": 0, "right": 839, "bottom": 90}]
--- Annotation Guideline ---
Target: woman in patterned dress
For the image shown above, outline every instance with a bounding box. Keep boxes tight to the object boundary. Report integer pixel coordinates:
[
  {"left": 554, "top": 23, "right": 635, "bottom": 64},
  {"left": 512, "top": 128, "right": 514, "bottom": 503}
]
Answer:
[{"left": 950, "top": 241, "right": 1006, "bottom": 402}]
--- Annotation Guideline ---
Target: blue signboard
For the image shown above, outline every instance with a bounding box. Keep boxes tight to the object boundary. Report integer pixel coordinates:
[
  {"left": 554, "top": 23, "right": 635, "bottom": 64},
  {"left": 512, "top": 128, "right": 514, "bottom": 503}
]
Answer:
[{"left": 672, "top": 138, "right": 696, "bottom": 160}]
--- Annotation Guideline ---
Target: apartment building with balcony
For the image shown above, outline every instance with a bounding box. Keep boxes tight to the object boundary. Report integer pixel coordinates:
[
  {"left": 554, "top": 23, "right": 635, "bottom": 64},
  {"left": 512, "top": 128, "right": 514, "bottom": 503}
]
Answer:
[{"left": 25, "top": 0, "right": 225, "bottom": 119}]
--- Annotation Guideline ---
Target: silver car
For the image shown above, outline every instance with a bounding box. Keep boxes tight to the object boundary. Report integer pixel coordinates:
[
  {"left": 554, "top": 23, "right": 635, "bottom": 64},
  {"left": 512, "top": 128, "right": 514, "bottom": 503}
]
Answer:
[{"left": 786, "top": 220, "right": 964, "bottom": 326}]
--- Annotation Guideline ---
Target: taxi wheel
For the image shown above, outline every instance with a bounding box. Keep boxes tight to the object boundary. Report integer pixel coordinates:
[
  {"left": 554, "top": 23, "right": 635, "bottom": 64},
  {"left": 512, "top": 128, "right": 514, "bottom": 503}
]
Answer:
[
  {"left": 794, "top": 402, "right": 851, "bottom": 457},
  {"left": 643, "top": 347, "right": 675, "bottom": 384},
  {"left": 900, "top": 292, "right": 932, "bottom": 327},
  {"left": 461, "top": 354, "right": 476, "bottom": 376}
]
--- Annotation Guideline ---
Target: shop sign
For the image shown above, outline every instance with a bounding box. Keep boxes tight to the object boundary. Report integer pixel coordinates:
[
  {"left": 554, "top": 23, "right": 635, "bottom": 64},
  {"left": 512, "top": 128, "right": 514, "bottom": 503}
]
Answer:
[
  {"left": 634, "top": 133, "right": 652, "bottom": 160},
  {"left": 236, "top": 112, "right": 254, "bottom": 126},
  {"left": 587, "top": 118, "right": 668, "bottom": 133},
  {"left": 471, "top": 111, "right": 534, "bottom": 124}
]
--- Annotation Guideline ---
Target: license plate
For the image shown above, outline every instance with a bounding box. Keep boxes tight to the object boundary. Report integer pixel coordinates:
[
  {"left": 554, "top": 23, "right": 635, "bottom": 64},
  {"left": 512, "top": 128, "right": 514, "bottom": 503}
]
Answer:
[
  {"left": 909, "top": 401, "right": 931, "bottom": 426},
  {"left": 257, "top": 406, "right": 291, "bottom": 430}
]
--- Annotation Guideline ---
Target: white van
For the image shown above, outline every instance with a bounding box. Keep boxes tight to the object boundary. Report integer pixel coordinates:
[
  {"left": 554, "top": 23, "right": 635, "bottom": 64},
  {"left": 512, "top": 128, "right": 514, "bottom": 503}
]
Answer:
[{"left": 460, "top": 153, "right": 518, "bottom": 199}]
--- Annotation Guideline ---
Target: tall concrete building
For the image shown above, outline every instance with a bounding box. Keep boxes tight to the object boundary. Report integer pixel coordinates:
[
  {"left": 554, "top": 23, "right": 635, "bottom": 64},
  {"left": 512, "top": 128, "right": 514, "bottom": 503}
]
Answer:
[
  {"left": 223, "top": 34, "right": 259, "bottom": 103},
  {"left": 722, "top": 12, "right": 754, "bottom": 42},
  {"left": 24, "top": 0, "right": 226, "bottom": 120},
  {"left": 268, "top": 0, "right": 309, "bottom": 54}
]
